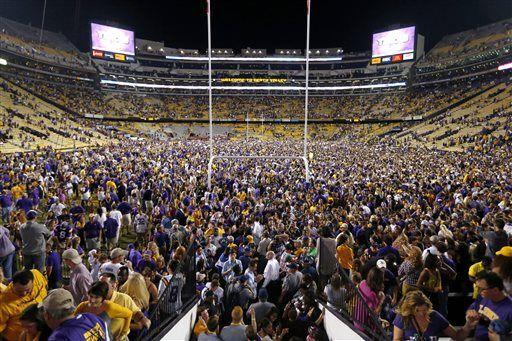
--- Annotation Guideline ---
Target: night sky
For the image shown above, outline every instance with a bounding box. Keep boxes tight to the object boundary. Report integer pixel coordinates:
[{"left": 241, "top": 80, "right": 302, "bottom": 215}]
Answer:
[{"left": 3, "top": 0, "right": 512, "bottom": 53}]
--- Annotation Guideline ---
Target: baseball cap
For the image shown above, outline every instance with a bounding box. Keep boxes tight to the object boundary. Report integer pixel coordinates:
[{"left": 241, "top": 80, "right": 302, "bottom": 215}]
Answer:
[
  {"left": 110, "top": 248, "right": 128, "bottom": 259},
  {"left": 238, "top": 275, "right": 249, "bottom": 283},
  {"left": 62, "top": 248, "right": 82, "bottom": 264},
  {"left": 39, "top": 288, "right": 75, "bottom": 312},
  {"left": 376, "top": 259, "right": 387, "bottom": 269},
  {"left": 26, "top": 210, "right": 38, "bottom": 220},
  {"left": 496, "top": 246, "right": 512, "bottom": 258},
  {"left": 286, "top": 263, "right": 298, "bottom": 270},
  {"left": 258, "top": 288, "right": 268, "bottom": 299},
  {"left": 490, "top": 319, "right": 512, "bottom": 335}
]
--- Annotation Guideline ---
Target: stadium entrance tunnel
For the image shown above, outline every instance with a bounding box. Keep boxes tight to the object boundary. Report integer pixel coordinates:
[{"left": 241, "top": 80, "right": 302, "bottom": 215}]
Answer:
[{"left": 151, "top": 298, "right": 372, "bottom": 341}]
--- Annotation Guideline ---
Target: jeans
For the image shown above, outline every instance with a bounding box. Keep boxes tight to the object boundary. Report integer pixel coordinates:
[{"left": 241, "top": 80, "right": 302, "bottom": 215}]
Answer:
[
  {"left": 23, "top": 252, "right": 46, "bottom": 273},
  {"left": 1, "top": 206, "right": 12, "bottom": 223},
  {"left": 0, "top": 251, "right": 14, "bottom": 279}
]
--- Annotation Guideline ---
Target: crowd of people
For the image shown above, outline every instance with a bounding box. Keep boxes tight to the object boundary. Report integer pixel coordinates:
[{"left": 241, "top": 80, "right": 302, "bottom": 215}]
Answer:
[{"left": 0, "top": 136, "right": 511, "bottom": 341}]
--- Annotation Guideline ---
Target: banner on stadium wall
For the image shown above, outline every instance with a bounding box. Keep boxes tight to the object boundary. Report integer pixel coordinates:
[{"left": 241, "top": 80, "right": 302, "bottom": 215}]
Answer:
[{"left": 218, "top": 77, "right": 287, "bottom": 84}]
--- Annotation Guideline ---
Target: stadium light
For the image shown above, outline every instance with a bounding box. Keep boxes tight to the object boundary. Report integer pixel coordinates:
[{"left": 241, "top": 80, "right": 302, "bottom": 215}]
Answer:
[
  {"left": 100, "top": 79, "right": 406, "bottom": 91},
  {"left": 164, "top": 55, "right": 343, "bottom": 62},
  {"left": 498, "top": 62, "right": 512, "bottom": 71},
  {"left": 0, "top": 58, "right": 7, "bottom": 66}
]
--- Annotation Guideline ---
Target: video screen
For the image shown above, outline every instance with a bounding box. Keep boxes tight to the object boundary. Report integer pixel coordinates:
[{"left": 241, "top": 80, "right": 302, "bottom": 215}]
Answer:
[
  {"left": 372, "top": 26, "right": 415, "bottom": 58},
  {"left": 91, "top": 23, "right": 135, "bottom": 56}
]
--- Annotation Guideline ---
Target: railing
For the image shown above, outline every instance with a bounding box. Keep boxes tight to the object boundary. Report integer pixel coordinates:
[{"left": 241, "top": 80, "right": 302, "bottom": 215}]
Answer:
[
  {"left": 334, "top": 268, "right": 390, "bottom": 340},
  {"left": 136, "top": 245, "right": 197, "bottom": 341}
]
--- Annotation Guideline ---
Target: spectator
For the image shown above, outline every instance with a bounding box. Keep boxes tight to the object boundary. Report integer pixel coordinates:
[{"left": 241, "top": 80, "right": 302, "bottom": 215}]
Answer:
[
  {"left": 0, "top": 269, "right": 48, "bottom": 340},
  {"left": 98, "top": 272, "right": 151, "bottom": 336},
  {"left": 336, "top": 234, "right": 353, "bottom": 277},
  {"left": 18, "top": 303, "right": 53, "bottom": 341},
  {"left": 75, "top": 281, "right": 133, "bottom": 340},
  {"left": 492, "top": 246, "right": 512, "bottom": 296},
  {"left": 0, "top": 224, "right": 15, "bottom": 280},
  {"left": 40, "top": 288, "right": 108, "bottom": 341},
  {"left": 19, "top": 210, "right": 50, "bottom": 272},
  {"left": 393, "top": 290, "right": 475, "bottom": 340},
  {"left": 100, "top": 248, "right": 128, "bottom": 276},
  {"left": 194, "top": 306, "right": 210, "bottom": 337},
  {"left": 198, "top": 316, "right": 221, "bottom": 341},
  {"left": 323, "top": 273, "right": 347, "bottom": 310},
  {"left": 466, "top": 271, "right": 512, "bottom": 340},
  {"left": 220, "top": 306, "right": 246, "bottom": 341},
  {"left": 158, "top": 259, "right": 185, "bottom": 314},
  {"left": 62, "top": 248, "right": 92, "bottom": 304},
  {"left": 247, "top": 288, "right": 276, "bottom": 325}
]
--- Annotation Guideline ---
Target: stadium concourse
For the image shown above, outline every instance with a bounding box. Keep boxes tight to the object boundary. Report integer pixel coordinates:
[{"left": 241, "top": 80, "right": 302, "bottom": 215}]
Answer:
[{"left": 0, "top": 11, "right": 512, "bottom": 341}]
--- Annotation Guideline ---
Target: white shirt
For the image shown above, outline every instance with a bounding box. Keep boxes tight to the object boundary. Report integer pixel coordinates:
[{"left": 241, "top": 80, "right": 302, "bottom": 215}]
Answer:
[
  {"left": 110, "top": 210, "right": 122, "bottom": 227},
  {"left": 49, "top": 203, "right": 66, "bottom": 216},
  {"left": 100, "top": 261, "right": 123, "bottom": 275},
  {"left": 263, "top": 258, "right": 280, "bottom": 287}
]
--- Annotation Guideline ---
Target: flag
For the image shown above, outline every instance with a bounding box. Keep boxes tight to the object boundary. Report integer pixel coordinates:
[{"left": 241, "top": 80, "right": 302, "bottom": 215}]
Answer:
[
  {"left": 307, "top": 0, "right": 310, "bottom": 14},
  {"left": 206, "top": 0, "right": 210, "bottom": 14}
]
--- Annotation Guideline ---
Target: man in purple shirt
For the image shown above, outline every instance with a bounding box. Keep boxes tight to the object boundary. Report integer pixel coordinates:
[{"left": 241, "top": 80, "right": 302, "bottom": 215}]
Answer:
[
  {"left": 467, "top": 271, "right": 512, "bottom": 340},
  {"left": 41, "top": 288, "right": 108, "bottom": 341},
  {"left": 84, "top": 214, "right": 102, "bottom": 250},
  {"left": 62, "top": 248, "right": 92, "bottom": 304},
  {"left": 15, "top": 194, "right": 33, "bottom": 214}
]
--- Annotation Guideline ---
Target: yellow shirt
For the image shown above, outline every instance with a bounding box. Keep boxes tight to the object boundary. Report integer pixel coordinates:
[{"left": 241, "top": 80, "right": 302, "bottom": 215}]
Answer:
[
  {"left": 110, "top": 291, "right": 141, "bottom": 340},
  {"left": 336, "top": 244, "right": 354, "bottom": 270},
  {"left": 194, "top": 318, "right": 207, "bottom": 336},
  {"left": 106, "top": 180, "right": 117, "bottom": 191},
  {"left": 468, "top": 261, "right": 485, "bottom": 299},
  {"left": 11, "top": 186, "right": 23, "bottom": 200},
  {"left": 0, "top": 270, "right": 48, "bottom": 341},
  {"left": 75, "top": 300, "right": 133, "bottom": 339}
]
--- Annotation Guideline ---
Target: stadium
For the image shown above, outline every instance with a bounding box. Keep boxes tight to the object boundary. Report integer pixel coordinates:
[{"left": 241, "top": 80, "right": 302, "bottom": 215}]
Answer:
[{"left": 0, "top": 0, "right": 511, "bottom": 340}]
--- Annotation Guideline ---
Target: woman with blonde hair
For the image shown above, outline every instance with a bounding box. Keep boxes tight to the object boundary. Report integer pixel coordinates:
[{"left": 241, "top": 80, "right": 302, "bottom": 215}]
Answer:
[
  {"left": 393, "top": 290, "right": 475, "bottom": 340},
  {"left": 398, "top": 245, "right": 423, "bottom": 295},
  {"left": 119, "top": 272, "right": 151, "bottom": 311},
  {"left": 147, "top": 241, "right": 160, "bottom": 261}
]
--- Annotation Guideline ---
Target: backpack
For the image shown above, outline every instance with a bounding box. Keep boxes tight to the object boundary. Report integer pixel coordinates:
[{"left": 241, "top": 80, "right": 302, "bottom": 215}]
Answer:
[{"left": 224, "top": 281, "right": 241, "bottom": 312}]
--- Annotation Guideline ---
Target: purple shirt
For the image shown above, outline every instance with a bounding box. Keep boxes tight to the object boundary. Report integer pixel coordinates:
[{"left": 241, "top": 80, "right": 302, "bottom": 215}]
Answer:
[
  {"left": 84, "top": 221, "right": 102, "bottom": 239},
  {"left": 103, "top": 217, "right": 119, "bottom": 239},
  {"left": 0, "top": 194, "right": 12, "bottom": 208},
  {"left": 469, "top": 296, "right": 512, "bottom": 340},
  {"left": 48, "top": 313, "right": 107, "bottom": 341},
  {"left": 393, "top": 310, "right": 449, "bottom": 340},
  {"left": 46, "top": 251, "right": 62, "bottom": 286}
]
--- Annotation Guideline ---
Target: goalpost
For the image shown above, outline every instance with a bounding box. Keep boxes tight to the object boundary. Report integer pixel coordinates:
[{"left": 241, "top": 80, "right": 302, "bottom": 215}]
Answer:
[{"left": 205, "top": 0, "right": 312, "bottom": 190}]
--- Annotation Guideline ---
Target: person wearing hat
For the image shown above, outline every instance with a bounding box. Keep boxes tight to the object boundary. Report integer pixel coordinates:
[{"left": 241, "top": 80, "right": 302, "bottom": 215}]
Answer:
[
  {"left": 62, "top": 248, "right": 92, "bottom": 304},
  {"left": 40, "top": 288, "right": 109, "bottom": 340},
  {"left": 100, "top": 248, "right": 128, "bottom": 276},
  {"left": 0, "top": 269, "right": 48, "bottom": 341},
  {"left": 83, "top": 213, "right": 102, "bottom": 251},
  {"left": 19, "top": 210, "right": 51, "bottom": 272},
  {"left": 469, "top": 256, "right": 493, "bottom": 299},
  {"left": 280, "top": 262, "right": 303, "bottom": 304},
  {"left": 493, "top": 246, "right": 512, "bottom": 295},
  {"left": 246, "top": 288, "right": 276, "bottom": 325}
]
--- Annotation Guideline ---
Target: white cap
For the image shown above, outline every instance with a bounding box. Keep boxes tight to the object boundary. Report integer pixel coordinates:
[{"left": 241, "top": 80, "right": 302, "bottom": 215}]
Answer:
[{"left": 376, "top": 259, "right": 387, "bottom": 269}]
